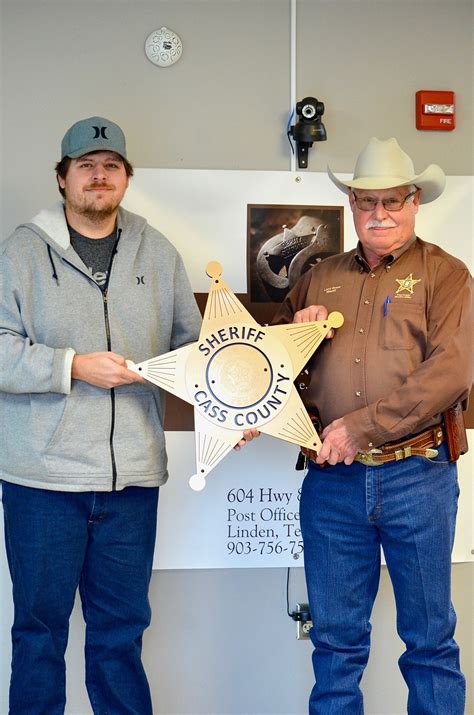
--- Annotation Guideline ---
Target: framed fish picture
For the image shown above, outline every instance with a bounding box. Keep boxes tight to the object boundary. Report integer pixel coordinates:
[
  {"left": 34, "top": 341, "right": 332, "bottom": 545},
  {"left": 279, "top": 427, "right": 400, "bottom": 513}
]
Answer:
[{"left": 247, "top": 204, "right": 343, "bottom": 304}]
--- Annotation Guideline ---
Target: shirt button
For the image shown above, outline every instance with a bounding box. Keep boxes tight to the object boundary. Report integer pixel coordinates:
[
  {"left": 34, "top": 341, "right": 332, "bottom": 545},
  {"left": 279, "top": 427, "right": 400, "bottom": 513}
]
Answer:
[
  {"left": 354, "top": 358, "right": 361, "bottom": 363},
  {"left": 355, "top": 391, "right": 361, "bottom": 397},
  {"left": 364, "top": 299, "right": 370, "bottom": 305},
  {"left": 371, "top": 273, "right": 376, "bottom": 278},
  {"left": 386, "top": 265, "right": 391, "bottom": 271},
  {"left": 359, "top": 328, "right": 364, "bottom": 333}
]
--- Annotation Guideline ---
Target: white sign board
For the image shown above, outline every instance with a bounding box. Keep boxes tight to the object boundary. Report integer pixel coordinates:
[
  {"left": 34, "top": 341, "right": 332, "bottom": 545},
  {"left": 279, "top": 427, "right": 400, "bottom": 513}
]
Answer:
[{"left": 122, "top": 170, "right": 473, "bottom": 569}]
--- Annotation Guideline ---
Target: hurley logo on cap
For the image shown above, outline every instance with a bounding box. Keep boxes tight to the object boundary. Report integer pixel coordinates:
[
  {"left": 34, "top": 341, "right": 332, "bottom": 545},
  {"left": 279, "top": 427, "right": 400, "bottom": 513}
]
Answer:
[
  {"left": 93, "top": 126, "right": 109, "bottom": 139},
  {"left": 61, "top": 116, "right": 127, "bottom": 160}
]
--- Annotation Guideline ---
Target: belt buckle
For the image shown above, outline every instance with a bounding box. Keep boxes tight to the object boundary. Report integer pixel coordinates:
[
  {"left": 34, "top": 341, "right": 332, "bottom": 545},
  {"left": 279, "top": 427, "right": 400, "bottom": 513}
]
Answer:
[
  {"left": 355, "top": 448, "right": 383, "bottom": 466},
  {"left": 394, "top": 446, "right": 411, "bottom": 460}
]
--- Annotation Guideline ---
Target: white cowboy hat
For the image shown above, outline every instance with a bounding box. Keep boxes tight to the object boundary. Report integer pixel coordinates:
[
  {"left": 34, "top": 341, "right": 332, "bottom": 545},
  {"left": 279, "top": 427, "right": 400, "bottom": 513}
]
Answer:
[{"left": 327, "top": 137, "right": 445, "bottom": 204}]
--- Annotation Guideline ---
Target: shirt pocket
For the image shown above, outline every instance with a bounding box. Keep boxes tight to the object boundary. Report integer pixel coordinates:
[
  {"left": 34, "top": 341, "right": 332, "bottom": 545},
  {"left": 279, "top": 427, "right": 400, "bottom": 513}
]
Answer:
[{"left": 381, "top": 302, "right": 424, "bottom": 350}]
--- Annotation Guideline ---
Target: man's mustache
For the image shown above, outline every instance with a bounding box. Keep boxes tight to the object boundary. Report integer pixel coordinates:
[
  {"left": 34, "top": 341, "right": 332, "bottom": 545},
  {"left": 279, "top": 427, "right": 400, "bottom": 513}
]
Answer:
[
  {"left": 85, "top": 183, "right": 114, "bottom": 190},
  {"left": 365, "top": 219, "right": 397, "bottom": 229}
]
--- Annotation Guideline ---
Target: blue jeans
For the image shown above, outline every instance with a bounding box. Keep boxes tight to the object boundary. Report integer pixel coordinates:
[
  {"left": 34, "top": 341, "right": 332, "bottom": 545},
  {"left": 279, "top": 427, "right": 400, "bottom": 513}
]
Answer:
[
  {"left": 300, "top": 443, "right": 465, "bottom": 715},
  {"left": 1, "top": 482, "right": 159, "bottom": 715}
]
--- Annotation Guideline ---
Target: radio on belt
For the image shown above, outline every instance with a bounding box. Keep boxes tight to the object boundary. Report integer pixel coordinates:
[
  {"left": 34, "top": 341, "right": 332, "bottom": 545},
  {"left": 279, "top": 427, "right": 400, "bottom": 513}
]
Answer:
[{"left": 416, "top": 90, "right": 455, "bottom": 131}]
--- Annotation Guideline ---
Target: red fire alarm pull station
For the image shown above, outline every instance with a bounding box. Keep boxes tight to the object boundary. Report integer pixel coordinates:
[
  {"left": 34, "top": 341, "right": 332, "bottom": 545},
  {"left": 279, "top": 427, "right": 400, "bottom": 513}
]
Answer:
[{"left": 416, "top": 90, "right": 455, "bottom": 131}]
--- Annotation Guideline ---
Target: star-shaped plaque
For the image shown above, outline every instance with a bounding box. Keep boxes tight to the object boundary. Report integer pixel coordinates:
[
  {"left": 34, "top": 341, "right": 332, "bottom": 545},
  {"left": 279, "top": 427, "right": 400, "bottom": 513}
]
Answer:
[{"left": 127, "top": 262, "right": 343, "bottom": 490}]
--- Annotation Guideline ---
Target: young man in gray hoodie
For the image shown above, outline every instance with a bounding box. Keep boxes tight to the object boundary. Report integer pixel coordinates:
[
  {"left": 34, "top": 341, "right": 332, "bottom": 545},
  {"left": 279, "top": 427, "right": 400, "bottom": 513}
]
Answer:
[{"left": 0, "top": 116, "right": 202, "bottom": 714}]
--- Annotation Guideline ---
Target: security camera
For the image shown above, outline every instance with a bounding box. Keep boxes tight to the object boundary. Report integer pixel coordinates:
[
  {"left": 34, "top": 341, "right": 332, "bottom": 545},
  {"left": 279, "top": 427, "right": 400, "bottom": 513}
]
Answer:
[
  {"left": 289, "top": 97, "right": 327, "bottom": 169},
  {"left": 300, "top": 102, "right": 318, "bottom": 120}
]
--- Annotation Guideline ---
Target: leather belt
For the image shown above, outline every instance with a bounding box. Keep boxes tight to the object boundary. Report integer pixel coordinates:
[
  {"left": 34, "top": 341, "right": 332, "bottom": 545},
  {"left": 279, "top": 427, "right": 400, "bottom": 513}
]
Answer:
[{"left": 301, "top": 423, "right": 445, "bottom": 467}]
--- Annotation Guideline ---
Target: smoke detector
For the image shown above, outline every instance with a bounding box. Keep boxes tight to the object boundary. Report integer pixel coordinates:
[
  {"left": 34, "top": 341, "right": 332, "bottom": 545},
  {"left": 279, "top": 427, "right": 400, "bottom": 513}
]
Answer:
[{"left": 145, "top": 27, "right": 183, "bottom": 67}]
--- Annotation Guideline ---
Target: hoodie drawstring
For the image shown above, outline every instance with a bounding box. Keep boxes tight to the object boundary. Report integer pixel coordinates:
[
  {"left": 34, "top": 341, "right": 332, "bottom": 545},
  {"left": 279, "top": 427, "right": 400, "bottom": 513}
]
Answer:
[{"left": 47, "top": 245, "right": 59, "bottom": 285}]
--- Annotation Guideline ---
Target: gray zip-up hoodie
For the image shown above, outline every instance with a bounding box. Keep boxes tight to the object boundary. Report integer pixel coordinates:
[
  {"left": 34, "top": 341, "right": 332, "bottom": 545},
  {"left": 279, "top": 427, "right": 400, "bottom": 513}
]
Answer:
[{"left": 0, "top": 203, "right": 201, "bottom": 491}]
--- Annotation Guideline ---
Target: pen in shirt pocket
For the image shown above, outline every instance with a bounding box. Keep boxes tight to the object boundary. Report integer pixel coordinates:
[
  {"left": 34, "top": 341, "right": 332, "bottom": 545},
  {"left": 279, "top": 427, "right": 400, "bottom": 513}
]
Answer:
[{"left": 383, "top": 295, "right": 391, "bottom": 316}]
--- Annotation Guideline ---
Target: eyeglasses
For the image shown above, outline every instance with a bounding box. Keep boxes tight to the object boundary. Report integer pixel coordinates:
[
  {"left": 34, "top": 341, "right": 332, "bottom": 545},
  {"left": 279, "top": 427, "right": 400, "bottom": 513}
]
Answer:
[{"left": 351, "top": 190, "right": 418, "bottom": 212}]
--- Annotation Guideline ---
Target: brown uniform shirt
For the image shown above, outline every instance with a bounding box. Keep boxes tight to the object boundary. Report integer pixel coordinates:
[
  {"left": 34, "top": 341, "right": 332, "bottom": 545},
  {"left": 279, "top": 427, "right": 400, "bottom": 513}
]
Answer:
[{"left": 272, "top": 236, "right": 473, "bottom": 450}]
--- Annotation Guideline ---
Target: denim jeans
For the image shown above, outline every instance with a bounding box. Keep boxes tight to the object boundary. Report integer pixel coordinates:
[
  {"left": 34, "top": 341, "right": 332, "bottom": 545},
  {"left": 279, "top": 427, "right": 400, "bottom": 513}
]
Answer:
[
  {"left": 300, "top": 443, "right": 465, "bottom": 715},
  {"left": 2, "top": 482, "right": 159, "bottom": 715}
]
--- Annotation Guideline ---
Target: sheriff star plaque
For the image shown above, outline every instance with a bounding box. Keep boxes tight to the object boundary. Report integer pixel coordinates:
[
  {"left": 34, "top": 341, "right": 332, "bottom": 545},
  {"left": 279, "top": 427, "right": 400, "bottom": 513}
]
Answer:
[{"left": 127, "top": 262, "right": 343, "bottom": 491}]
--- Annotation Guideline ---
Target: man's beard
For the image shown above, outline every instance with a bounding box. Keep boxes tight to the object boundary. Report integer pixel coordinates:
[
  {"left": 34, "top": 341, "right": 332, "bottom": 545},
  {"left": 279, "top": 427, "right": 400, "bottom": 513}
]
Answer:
[
  {"left": 74, "top": 203, "right": 120, "bottom": 223},
  {"left": 66, "top": 188, "right": 121, "bottom": 224}
]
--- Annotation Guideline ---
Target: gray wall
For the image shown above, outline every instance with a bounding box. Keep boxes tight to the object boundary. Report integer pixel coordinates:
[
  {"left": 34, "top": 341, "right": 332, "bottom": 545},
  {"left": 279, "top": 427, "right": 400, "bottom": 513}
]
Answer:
[{"left": 1, "top": 1, "right": 472, "bottom": 714}]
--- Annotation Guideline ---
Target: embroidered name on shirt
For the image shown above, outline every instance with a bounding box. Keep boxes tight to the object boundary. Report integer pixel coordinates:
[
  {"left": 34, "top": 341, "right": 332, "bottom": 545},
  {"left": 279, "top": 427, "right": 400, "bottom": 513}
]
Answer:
[
  {"left": 395, "top": 273, "right": 421, "bottom": 296},
  {"left": 324, "top": 285, "right": 341, "bottom": 294}
]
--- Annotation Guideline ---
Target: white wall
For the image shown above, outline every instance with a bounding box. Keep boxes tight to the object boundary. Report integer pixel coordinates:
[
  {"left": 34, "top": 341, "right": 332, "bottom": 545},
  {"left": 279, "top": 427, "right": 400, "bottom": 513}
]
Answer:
[{"left": 1, "top": 1, "right": 472, "bottom": 713}]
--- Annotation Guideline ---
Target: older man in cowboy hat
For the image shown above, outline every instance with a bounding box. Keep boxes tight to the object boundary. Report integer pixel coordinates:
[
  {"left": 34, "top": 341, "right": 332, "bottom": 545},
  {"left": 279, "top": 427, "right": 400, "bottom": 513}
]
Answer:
[{"left": 273, "top": 137, "right": 472, "bottom": 714}]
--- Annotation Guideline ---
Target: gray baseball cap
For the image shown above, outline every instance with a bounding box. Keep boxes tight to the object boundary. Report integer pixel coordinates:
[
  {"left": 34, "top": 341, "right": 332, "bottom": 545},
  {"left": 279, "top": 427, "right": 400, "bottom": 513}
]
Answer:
[{"left": 61, "top": 116, "right": 127, "bottom": 159}]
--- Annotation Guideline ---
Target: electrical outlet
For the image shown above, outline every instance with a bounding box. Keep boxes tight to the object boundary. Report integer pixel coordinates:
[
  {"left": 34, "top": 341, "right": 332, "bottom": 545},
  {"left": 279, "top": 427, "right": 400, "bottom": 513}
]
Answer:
[{"left": 296, "top": 602, "right": 313, "bottom": 640}]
